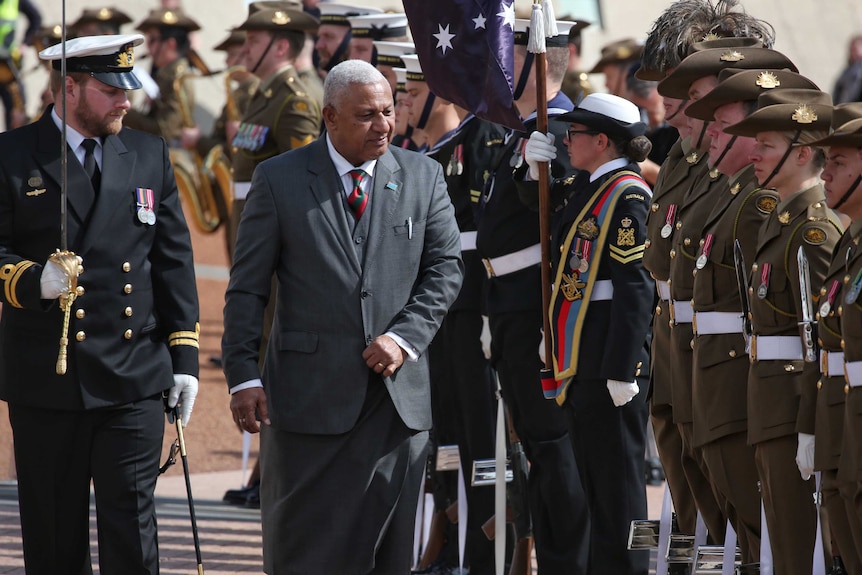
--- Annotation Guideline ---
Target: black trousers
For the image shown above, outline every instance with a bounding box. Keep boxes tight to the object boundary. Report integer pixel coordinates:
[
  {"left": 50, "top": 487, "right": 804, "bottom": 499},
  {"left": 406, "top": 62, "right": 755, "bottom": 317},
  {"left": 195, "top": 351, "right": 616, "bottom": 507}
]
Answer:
[
  {"left": 564, "top": 377, "right": 650, "bottom": 575},
  {"left": 428, "top": 308, "right": 497, "bottom": 574},
  {"left": 489, "top": 309, "right": 590, "bottom": 575},
  {"left": 9, "top": 394, "right": 165, "bottom": 575}
]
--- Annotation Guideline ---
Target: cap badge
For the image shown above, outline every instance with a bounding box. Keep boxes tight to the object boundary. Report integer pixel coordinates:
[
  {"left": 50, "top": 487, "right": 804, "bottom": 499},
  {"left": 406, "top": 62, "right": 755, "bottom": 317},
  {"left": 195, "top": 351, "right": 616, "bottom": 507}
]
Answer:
[
  {"left": 162, "top": 11, "right": 178, "bottom": 25},
  {"left": 272, "top": 11, "right": 291, "bottom": 25},
  {"left": 97, "top": 8, "right": 112, "bottom": 20},
  {"left": 755, "top": 72, "right": 780, "bottom": 89},
  {"left": 617, "top": 47, "right": 632, "bottom": 59},
  {"left": 702, "top": 32, "right": 721, "bottom": 41},
  {"left": 792, "top": 104, "right": 817, "bottom": 124},
  {"left": 117, "top": 46, "right": 135, "bottom": 68},
  {"left": 719, "top": 50, "right": 744, "bottom": 62}
]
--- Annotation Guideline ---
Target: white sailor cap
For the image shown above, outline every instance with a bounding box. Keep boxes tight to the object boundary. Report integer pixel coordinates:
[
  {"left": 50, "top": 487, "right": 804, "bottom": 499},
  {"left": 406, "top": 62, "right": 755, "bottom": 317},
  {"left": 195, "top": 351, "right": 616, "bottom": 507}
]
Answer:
[
  {"left": 513, "top": 19, "right": 580, "bottom": 48},
  {"left": 393, "top": 67, "right": 407, "bottom": 91},
  {"left": 401, "top": 53, "right": 424, "bottom": 82},
  {"left": 373, "top": 40, "right": 415, "bottom": 67},
  {"left": 319, "top": 3, "right": 383, "bottom": 26},
  {"left": 40, "top": 33, "right": 144, "bottom": 90},
  {"left": 347, "top": 13, "right": 408, "bottom": 40}
]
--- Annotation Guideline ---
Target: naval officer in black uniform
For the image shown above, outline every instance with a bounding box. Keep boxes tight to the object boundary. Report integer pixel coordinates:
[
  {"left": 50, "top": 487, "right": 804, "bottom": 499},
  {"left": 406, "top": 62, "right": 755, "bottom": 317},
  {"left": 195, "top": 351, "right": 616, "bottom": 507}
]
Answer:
[{"left": 0, "top": 34, "right": 200, "bottom": 575}]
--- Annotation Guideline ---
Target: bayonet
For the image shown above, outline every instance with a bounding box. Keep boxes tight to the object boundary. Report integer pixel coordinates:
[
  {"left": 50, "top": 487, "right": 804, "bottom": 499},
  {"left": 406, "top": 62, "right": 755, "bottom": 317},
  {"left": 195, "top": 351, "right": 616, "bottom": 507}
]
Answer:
[
  {"left": 797, "top": 246, "right": 818, "bottom": 363},
  {"left": 732, "top": 240, "right": 753, "bottom": 341}
]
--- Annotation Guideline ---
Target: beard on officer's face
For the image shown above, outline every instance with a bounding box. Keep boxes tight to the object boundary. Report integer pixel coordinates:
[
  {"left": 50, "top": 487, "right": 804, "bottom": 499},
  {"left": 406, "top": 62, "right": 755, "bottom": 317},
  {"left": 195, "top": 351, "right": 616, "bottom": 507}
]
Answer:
[{"left": 74, "top": 80, "right": 126, "bottom": 138}]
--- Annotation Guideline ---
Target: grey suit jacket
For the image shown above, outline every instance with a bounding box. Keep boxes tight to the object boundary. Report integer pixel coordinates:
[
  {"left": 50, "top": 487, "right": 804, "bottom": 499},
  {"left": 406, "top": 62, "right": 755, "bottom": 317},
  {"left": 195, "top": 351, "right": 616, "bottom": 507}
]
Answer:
[{"left": 222, "top": 137, "right": 463, "bottom": 434}]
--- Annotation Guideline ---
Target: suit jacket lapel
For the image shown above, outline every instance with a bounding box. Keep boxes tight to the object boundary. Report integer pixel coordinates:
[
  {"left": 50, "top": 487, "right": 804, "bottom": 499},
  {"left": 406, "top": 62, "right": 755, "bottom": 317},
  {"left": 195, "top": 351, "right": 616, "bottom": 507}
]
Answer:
[
  {"left": 34, "top": 113, "right": 91, "bottom": 247},
  {"left": 307, "top": 139, "right": 362, "bottom": 275},
  {"left": 80, "top": 133, "right": 135, "bottom": 253},
  {"left": 365, "top": 150, "right": 401, "bottom": 265}
]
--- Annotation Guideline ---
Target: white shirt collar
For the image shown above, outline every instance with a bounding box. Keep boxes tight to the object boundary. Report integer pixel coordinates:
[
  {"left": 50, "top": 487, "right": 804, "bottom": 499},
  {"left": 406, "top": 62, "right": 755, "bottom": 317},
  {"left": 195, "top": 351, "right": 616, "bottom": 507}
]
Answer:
[
  {"left": 326, "top": 133, "right": 377, "bottom": 179},
  {"left": 589, "top": 157, "right": 630, "bottom": 182}
]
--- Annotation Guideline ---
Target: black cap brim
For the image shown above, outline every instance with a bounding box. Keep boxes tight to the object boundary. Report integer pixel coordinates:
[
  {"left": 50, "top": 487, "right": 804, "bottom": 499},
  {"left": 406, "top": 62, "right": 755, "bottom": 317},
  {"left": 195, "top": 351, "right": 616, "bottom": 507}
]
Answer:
[{"left": 93, "top": 70, "right": 142, "bottom": 90}]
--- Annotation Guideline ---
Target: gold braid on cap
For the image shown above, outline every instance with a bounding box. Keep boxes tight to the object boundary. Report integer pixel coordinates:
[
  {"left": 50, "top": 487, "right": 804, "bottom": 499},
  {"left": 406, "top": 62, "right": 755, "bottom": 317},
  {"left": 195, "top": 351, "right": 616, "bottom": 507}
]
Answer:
[{"left": 641, "top": 0, "right": 775, "bottom": 76}]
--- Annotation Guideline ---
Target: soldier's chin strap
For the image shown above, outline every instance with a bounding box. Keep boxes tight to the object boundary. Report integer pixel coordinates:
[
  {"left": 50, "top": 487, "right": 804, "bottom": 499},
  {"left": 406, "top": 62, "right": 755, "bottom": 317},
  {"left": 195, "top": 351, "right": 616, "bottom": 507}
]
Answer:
[
  {"left": 761, "top": 130, "right": 801, "bottom": 189},
  {"left": 324, "top": 30, "right": 352, "bottom": 73},
  {"left": 694, "top": 120, "right": 710, "bottom": 151},
  {"left": 513, "top": 52, "right": 534, "bottom": 101},
  {"left": 711, "top": 135, "right": 738, "bottom": 172},
  {"left": 416, "top": 90, "right": 436, "bottom": 131},
  {"left": 832, "top": 174, "right": 862, "bottom": 211},
  {"left": 249, "top": 33, "right": 278, "bottom": 76},
  {"left": 665, "top": 98, "right": 687, "bottom": 123}
]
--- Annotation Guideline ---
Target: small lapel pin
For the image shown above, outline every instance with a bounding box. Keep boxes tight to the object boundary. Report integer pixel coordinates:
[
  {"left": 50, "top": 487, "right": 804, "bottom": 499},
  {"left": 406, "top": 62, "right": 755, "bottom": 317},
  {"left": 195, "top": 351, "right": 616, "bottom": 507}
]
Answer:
[
  {"left": 28, "top": 176, "right": 42, "bottom": 187},
  {"left": 26, "top": 189, "right": 46, "bottom": 197},
  {"left": 385, "top": 181, "right": 398, "bottom": 191}
]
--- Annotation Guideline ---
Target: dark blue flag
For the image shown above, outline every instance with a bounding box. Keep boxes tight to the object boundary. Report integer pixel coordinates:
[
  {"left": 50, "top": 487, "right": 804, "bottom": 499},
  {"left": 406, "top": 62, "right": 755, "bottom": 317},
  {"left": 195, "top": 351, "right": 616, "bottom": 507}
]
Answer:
[{"left": 402, "top": 0, "right": 525, "bottom": 132}]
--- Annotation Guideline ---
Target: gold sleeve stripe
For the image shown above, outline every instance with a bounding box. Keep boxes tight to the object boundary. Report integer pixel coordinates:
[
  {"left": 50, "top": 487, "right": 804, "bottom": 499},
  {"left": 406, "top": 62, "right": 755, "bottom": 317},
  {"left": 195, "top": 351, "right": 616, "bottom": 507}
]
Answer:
[
  {"left": 609, "top": 244, "right": 645, "bottom": 264},
  {"left": 169, "top": 330, "right": 200, "bottom": 342},
  {"left": 2, "top": 261, "right": 36, "bottom": 308},
  {"left": 169, "top": 338, "right": 200, "bottom": 348}
]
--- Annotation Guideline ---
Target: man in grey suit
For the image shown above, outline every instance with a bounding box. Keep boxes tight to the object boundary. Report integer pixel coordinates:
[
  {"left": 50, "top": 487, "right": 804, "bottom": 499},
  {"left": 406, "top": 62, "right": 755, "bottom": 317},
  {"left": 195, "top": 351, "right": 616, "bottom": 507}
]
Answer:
[{"left": 222, "top": 59, "right": 463, "bottom": 574}]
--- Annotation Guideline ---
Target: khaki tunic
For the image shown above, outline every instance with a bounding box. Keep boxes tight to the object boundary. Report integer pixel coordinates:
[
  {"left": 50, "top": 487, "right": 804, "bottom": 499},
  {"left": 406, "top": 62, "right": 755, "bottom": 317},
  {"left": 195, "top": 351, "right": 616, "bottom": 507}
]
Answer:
[
  {"left": 747, "top": 185, "right": 842, "bottom": 445},
  {"left": 668, "top": 154, "right": 727, "bottom": 424},
  {"left": 838, "top": 219, "right": 862, "bottom": 480},
  {"left": 691, "top": 164, "right": 778, "bottom": 446},
  {"left": 232, "top": 65, "right": 321, "bottom": 183},
  {"left": 196, "top": 75, "right": 261, "bottom": 158},
  {"left": 643, "top": 138, "right": 704, "bottom": 406},
  {"left": 125, "top": 57, "right": 191, "bottom": 144}
]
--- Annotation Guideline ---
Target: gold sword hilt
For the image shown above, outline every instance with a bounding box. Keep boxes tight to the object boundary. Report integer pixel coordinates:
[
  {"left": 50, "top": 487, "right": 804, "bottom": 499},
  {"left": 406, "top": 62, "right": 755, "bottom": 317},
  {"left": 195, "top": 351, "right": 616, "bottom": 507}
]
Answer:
[{"left": 50, "top": 250, "right": 82, "bottom": 375}]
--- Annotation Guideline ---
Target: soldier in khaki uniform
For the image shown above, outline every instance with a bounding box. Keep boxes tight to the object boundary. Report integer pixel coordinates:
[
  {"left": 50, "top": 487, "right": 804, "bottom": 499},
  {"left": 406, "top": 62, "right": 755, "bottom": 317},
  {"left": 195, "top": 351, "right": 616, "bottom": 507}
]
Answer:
[
  {"left": 684, "top": 67, "right": 819, "bottom": 563},
  {"left": 814, "top": 104, "right": 862, "bottom": 573},
  {"left": 230, "top": 5, "right": 321, "bottom": 245},
  {"left": 124, "top": 9, "right": 200, "bottom": 144},
  {"left": 725, "top": 89, "right": 843, "bottom": 574}
]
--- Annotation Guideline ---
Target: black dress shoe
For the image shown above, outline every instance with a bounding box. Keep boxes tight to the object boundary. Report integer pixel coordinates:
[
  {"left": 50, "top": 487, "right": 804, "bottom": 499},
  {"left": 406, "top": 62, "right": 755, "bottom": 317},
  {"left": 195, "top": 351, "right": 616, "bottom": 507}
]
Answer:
[
  {"left": 245, "top": 483, "right": 260, "bottom": 509},
  {"left": 645, "top": 457, "right": 666, "bottom": 486},
  {"left": 223, "top": 480, "right": 260, "bottom": 506},
  {"left": 829, "top": 556, "right": 847, "bottom": 575}
]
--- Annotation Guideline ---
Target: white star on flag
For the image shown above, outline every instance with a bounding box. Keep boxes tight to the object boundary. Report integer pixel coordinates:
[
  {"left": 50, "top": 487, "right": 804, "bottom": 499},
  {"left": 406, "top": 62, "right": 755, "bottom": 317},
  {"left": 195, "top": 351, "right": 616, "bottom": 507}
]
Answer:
[
  {"left": 497, "top": 1, "right": 515, "bottom": 30},
  {"left": 472, "top": 13, "right": 486, "bottom": 29},
  {"left": 433, "top": 23, "right": 456, "bottom": 55}
]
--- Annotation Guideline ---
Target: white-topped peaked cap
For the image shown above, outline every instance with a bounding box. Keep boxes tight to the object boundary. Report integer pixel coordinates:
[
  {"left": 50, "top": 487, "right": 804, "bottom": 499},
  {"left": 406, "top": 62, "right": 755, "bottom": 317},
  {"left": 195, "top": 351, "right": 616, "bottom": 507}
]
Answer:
[
  {"left": 40, "top": 33, "right": 144, "bottom": 90},
  {"left": 400, "top": 53, "right": 424, "bottom": 82}
]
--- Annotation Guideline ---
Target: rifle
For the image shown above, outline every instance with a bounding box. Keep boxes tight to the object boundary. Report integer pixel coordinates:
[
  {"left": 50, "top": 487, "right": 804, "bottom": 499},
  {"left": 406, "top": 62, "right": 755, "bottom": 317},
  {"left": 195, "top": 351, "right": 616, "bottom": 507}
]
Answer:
[{"left": 506, "top": 413, "right": 532, "bottom": 575}]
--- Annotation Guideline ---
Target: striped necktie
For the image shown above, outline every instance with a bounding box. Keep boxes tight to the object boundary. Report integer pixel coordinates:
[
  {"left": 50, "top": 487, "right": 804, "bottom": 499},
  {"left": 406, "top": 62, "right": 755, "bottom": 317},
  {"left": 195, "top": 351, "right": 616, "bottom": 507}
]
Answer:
[{"left": 347, "top": 169, "right": 368, "bottom": 219}]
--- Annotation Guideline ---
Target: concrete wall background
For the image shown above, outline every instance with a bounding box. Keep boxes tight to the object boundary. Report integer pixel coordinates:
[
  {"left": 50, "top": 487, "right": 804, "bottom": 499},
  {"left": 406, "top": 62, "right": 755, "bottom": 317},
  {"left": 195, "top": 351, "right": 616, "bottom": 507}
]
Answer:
[{"left": 20, "top": 1, "right": 862, "bottom": 128}]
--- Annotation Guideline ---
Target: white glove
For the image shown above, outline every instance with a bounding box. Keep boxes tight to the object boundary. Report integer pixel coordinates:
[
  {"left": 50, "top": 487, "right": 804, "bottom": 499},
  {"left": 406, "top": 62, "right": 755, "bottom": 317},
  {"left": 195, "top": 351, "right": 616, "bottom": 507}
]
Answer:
[
  {"left": 167, "top": 374, "right": 199, "bottom": 427},
  {"left": 524, "top": 131, "right": 557, "bottom": 180},
  {"left": 40, "top": 258, "right": 74, "bottom": 299},
  {"left": 795, "top": 432, "right": 816, "bottom": 480},
  {"left": 607, "top": 379, "right": 639, "bottom": 407}
]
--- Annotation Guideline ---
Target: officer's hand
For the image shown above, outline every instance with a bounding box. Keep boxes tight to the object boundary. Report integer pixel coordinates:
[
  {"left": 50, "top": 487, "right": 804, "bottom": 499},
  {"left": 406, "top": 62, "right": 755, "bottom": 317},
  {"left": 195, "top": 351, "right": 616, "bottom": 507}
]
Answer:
[
  {"left": 524, "top": 131, "right": 557, "bottom": 180},
  {"left": 795, "top": 432, "right": 815, "bottom": 480},
  {"left": 40, "top": 255, "right": 82, "bottom": 299},
  {"left": 606, "top": 379, "right": 639, "bottom": 407},
  {"left": 167, "top": 374, "right": 199, "bottom": 427},
  {"left": 231, "top": 387, "right": 270, "bottom": 433}
]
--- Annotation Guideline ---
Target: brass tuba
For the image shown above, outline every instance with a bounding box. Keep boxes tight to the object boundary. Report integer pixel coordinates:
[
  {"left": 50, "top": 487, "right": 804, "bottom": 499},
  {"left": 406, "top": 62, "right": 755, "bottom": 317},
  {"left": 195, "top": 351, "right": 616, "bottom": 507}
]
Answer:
[{"left": 170, "top": 58, "right": 223, "bottom": 234}]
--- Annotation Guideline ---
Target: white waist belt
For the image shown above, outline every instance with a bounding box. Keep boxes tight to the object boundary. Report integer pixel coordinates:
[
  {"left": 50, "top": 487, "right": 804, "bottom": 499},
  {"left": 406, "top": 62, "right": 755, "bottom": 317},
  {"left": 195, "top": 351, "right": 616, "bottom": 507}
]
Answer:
[
  {"left": 656, "top": 280, "right": 671, "bottom": 302},
  {"left": 671, "top": 300, "right": 694, "bottom": 324},
  {"left": 753, "top": 335, "right": 804, "bottom": 362},
  {"left": 847, "top": 361, "right": 862, "bottom": 388},
  {"left": 234, "top": 181, "right": 252, "bottom": 200},
  {"left": 694, "top": 311, "right": 743, "bottom": 335},
  {"left": 482, "top": 243, "right": 541, "bottom": 278},
  {"left": 820, "top": 350, "right": 845, "bottom": 378},
  {"left": 460, "top": 231, "right": 477, "bottom": 252},
  {"left": 591, "top": 280, "right": 614, "bottom": 301}
]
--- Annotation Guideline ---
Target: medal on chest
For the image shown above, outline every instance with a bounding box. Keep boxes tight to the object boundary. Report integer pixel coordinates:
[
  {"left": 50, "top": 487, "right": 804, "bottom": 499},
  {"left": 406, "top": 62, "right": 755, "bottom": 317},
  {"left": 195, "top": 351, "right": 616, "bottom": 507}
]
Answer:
[
  {"left": 135, "top": 187, "right": 156, "bottom": 226},
  {"left": 757, "top": 262, "right": 771, "bottom": 299},
  {"left": 660, "top": 204, "right": 677, "bottom": 239},
  {"left": 696, "top": 234, "right": 714, "bottom": 270}
]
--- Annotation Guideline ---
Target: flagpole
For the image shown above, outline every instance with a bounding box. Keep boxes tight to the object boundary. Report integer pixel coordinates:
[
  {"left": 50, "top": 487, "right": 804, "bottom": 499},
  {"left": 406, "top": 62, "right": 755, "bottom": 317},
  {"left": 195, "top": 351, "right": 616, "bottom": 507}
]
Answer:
[{"left": 529, "top": 2, "right": 554, "bottom": 375}]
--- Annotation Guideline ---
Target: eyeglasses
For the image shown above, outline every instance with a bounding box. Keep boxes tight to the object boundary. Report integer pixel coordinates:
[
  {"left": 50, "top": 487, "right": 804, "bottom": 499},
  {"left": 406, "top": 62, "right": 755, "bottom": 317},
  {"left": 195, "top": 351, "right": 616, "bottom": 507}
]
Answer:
[{"left": 566, "top": 129, "right": 599, "bottom": 140}]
